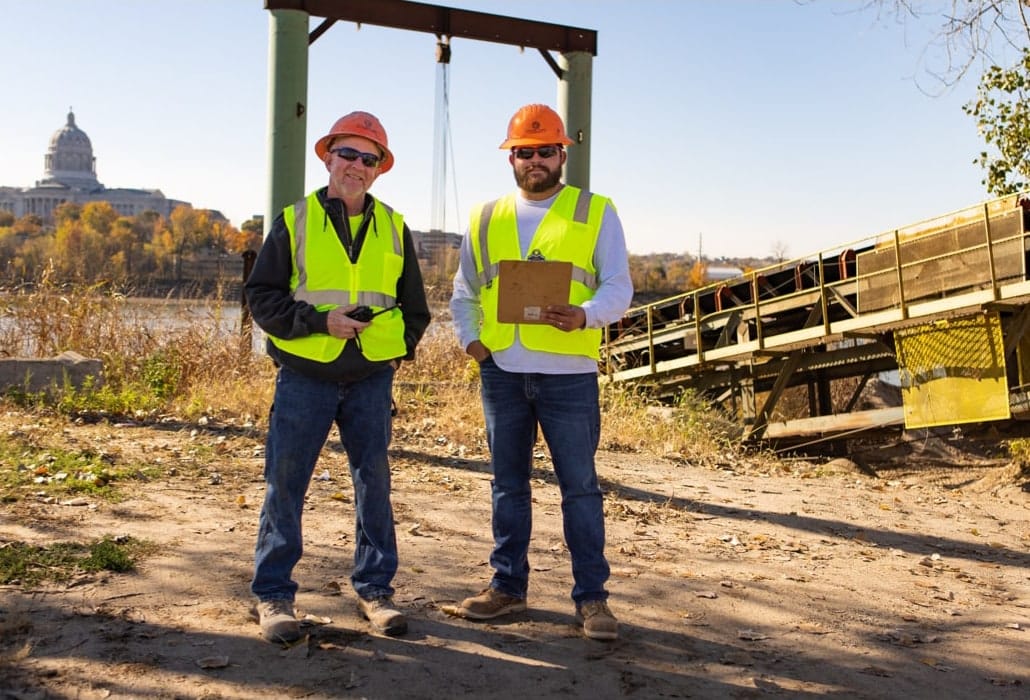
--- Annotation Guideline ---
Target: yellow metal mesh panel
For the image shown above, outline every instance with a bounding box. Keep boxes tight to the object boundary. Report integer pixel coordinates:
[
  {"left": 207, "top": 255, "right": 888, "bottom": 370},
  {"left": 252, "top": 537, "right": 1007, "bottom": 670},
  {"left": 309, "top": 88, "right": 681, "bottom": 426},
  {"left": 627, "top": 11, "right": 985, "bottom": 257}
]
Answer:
[{"left": 895, "top": 313, "right": 1009, "bottom": 428}]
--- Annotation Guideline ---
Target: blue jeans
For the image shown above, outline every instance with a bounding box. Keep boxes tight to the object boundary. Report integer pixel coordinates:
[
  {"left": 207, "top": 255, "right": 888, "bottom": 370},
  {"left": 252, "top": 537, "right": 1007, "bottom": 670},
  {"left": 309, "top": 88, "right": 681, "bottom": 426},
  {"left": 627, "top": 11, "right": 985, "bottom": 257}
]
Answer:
[
  {"left": 479, "top": 358, "right": 610, "bottom": 605},
  {"left": 251, "top": 364, "right": 398, "bottom": 602}
]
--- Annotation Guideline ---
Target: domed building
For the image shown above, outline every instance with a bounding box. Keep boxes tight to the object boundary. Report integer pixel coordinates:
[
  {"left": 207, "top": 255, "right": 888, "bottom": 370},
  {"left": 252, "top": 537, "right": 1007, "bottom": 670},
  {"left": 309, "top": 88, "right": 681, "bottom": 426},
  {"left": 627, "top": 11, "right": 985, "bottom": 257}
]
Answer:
[{"left": 0, "top": 109, "right": 195, "bottom": 222}]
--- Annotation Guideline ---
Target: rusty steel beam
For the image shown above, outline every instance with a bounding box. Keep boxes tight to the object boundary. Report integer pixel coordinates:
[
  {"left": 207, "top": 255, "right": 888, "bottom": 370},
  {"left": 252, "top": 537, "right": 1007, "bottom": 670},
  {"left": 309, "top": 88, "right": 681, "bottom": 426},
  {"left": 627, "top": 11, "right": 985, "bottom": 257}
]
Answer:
[{"left": 265, "top": 0, "right": 598, "bottom": 54}]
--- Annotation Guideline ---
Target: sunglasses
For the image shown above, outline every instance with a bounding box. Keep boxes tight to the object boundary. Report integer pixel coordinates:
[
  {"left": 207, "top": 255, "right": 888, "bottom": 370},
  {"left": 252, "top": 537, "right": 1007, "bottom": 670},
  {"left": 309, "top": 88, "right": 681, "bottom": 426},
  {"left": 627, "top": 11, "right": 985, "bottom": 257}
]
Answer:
[
  {"left": 331, "top": 146, "right": 381, "bottom": 168},
  {"left": 512, "top": 145, "right": 562, "bottom": 160}
]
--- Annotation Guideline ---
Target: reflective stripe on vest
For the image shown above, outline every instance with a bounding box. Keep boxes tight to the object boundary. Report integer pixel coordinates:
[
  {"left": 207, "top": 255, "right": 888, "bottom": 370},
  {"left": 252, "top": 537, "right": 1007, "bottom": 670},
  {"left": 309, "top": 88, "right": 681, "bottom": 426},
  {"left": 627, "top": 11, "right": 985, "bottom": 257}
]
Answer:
[
  {"left": 470, "top": 185, "right": 607, "bottom": 359},
  {"left": 291, "top": 197, "right": 402, "bottom": 309},
  {"left": 474, "top": 188, "right": 599, "bottom": 292},
  {"left": 267, "top": 191, "right": 406, "bottom": 363}
]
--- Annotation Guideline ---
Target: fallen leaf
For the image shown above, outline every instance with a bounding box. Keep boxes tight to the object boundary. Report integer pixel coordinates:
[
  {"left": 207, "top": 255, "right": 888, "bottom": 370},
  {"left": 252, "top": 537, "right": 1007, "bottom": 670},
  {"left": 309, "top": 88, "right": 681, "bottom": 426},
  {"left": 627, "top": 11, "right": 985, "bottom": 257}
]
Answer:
[
  {"left": 795, "top": 622, "right": 830, "bottom": 635},
  {"left": 196, "top": 655, "right": 229, "bottom": 669}
]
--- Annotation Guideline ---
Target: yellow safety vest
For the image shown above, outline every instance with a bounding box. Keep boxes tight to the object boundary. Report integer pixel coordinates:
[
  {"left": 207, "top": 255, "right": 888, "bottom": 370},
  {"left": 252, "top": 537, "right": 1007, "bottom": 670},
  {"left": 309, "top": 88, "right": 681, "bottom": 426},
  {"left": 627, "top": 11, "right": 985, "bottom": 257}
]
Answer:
[
  {"left": 470, "top": 186, "right": 607, "bottom": 359},
  {"left": 268, "top": 191, "right": 406, "bottom": 362}
]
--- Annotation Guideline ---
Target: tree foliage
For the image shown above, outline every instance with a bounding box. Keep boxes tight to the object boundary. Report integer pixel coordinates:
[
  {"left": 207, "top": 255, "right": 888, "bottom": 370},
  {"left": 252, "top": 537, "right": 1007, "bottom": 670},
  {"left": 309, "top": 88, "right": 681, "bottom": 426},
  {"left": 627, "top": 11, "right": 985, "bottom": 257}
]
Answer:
[
  {"left": 965, "top": 47, "right": 1030, "bottom": 194},
  {"left": 0, "top": 203, "right": 253, "bottom": 288}
]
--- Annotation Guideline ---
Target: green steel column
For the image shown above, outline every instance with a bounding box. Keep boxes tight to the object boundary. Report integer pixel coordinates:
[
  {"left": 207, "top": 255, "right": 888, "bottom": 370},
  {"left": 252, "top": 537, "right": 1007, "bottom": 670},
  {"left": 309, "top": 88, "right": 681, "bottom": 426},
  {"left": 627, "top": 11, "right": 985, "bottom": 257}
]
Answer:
[
  {"left": 557, "top": 51, "right": 593, "bottom": 191},
  {"left": 266, "top": 10, "right": 309, "bottom": 236}
]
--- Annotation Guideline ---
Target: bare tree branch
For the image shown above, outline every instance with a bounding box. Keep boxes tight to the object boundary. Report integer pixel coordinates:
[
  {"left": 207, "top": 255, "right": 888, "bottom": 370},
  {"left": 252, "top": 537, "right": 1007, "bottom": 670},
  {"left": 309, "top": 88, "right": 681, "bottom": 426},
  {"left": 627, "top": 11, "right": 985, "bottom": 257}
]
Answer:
[{"left": 861, "top": 0, "right": 1030, "bottom": 90}]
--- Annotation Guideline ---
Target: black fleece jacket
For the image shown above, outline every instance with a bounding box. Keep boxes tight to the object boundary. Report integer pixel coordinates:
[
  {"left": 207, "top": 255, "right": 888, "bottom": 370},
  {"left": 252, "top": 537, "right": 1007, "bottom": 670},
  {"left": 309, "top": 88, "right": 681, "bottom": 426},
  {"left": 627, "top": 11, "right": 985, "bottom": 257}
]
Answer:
[{"left": 244, "top": 187, "right": 432, "bottom": 383}]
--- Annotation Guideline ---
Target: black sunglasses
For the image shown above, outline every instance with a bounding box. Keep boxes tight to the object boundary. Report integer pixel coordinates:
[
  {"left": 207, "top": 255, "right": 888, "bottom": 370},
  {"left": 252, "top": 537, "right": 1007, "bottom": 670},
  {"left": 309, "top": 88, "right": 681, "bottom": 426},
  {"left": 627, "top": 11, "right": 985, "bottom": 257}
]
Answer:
[
  {"left": 512, "top": 145, "right": 562, "bottom": 160},
  {"left": 331, "top": 146, "right": 381, "bottom": 168}
]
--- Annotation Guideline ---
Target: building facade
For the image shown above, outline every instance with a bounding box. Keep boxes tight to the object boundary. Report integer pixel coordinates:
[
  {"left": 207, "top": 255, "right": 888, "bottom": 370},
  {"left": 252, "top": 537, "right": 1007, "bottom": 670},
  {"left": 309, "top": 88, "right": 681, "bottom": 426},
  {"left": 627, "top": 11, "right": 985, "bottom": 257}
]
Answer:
[
  {"left": 0, "top": 110, "right": 191, "bottom": 222},
  {"left": 410, "top": 228, "right": 461, "bottom": 260}
]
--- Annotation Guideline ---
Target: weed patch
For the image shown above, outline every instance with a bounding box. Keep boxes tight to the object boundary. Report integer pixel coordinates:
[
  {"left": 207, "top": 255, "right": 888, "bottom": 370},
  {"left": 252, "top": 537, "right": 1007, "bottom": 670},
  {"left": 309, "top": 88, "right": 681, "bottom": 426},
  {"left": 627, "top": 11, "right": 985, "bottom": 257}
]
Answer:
[
  {"left": 0, "top": 430, "right": 156, "bottom": 500},
  {"left": 0, "top": 536, "right": 154, "bottom": 586}
]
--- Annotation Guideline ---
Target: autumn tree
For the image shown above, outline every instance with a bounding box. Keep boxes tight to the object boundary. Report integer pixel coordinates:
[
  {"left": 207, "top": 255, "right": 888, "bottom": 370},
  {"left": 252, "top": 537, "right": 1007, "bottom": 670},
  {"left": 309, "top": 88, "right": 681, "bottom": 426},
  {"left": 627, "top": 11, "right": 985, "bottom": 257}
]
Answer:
[
  {"left": 106, "top": 216, "right": 159, "bottom": 282},
  {"left": 53, "top": 201, "right": 82, "bottom": 227},
  {"left": 663, "top": 257, "right": 694, "bottom": 291},
  {"left": 1, "top": 215, "right": 47, "bottom": 280},
  {"left": 152, "top": 205, "right": 212, "bottom": 277},
  {"left": 81, "top": 201, "right": 118, "bottom": 236},
  {"left": 13, "top": 214, "right": 43, "bottom": 235},
  {"left": 688, "top": 260, "right": 707, "bottom": 289},
  {"left": 0, "top": 229, "right": 20, "bottom": 282},
  {"left": 52, "top": 217, "right": 105, "bottom": 282},
  {"left": 7, "top": 233, "right": 50, "bottom": 282},
  {"left": 236, "top": 216, "right": 265, "bottom": 253}
]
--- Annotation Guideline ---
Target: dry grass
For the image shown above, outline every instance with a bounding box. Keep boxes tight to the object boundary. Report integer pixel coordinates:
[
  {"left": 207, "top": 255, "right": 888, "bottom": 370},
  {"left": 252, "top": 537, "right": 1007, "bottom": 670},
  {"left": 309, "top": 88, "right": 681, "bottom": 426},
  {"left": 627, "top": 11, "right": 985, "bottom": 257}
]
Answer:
[{"left": 0, "top": 283, "right": 744, "bottom": 461}]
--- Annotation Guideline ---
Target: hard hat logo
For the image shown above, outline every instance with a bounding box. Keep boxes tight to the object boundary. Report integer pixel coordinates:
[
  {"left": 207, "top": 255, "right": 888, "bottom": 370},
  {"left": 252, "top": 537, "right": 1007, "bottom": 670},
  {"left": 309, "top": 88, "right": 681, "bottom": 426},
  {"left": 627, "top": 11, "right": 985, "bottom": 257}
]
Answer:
[
  {"left": 499, "top": 104, "right": 574, "bottom": 150},
  {"left": 314, "top": 111, "right": 395, "bottom": 174}
]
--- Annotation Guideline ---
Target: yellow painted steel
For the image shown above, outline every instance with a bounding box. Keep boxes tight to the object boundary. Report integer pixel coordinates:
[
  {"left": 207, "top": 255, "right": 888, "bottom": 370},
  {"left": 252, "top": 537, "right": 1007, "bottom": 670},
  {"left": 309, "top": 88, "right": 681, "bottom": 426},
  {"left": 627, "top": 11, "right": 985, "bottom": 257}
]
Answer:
[{"left": 895, "top": 312, "right": 1010, "bottom": 429}]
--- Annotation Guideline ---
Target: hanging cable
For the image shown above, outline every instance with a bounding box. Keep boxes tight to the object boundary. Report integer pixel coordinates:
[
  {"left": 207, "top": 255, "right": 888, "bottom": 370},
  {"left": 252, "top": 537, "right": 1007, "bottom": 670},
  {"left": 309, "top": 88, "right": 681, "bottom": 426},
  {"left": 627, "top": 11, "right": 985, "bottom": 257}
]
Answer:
[
  {"left": 430, "top": 37, "right": 451, "bottom": 233},
  {"left": 443, "top": 67, "right": 461, "bottom": 233}
]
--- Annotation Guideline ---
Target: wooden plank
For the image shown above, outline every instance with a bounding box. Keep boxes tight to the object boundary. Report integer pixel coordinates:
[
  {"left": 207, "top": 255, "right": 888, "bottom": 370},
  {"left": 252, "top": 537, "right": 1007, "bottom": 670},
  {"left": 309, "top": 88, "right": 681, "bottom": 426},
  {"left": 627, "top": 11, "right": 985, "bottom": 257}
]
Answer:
[{"left": 763, "top": 407, "right": 905, "bottom": 438}]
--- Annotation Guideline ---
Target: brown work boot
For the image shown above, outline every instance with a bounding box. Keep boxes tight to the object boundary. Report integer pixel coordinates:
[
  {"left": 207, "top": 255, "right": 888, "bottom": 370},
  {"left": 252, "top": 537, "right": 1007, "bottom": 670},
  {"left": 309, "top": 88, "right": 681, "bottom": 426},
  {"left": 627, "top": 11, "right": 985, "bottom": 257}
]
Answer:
[
  {"left": 576, "top": 600, "right": 619, "bottom": 641},
  {"left": 459, "top": 587, "right": 527, "bottom": 620},
  {"left": 357, "top": 596, "right": 408, "bottom": 636},
  {"left": 255, "top": 599, "right": 301, "bottom": 643}
]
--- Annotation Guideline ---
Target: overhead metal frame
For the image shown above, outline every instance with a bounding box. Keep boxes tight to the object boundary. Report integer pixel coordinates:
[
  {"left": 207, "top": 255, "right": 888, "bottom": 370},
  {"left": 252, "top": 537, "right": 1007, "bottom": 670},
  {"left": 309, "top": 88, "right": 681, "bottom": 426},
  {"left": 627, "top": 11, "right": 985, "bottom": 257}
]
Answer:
[
  {"left": 265, "top": 0, "right": 596, "bottom": 55},
  {"left": 263, "top": 0, "right": 597, "bottom": 233}
]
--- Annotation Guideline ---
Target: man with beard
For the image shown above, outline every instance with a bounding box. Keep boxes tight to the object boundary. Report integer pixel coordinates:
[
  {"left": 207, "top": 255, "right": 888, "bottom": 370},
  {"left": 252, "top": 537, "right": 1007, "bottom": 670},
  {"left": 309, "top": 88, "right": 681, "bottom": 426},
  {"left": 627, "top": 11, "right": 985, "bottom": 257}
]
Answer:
[{"left": 448, "top": 104, "right": 633, "bottom": 641}]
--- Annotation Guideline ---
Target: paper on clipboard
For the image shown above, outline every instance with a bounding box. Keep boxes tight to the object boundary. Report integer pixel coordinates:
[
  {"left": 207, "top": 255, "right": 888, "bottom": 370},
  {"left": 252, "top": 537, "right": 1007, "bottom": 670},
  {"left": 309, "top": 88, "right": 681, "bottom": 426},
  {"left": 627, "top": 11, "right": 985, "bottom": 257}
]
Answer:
[{"left": 496, "top": 259, "right": 572, "bottom": 324}]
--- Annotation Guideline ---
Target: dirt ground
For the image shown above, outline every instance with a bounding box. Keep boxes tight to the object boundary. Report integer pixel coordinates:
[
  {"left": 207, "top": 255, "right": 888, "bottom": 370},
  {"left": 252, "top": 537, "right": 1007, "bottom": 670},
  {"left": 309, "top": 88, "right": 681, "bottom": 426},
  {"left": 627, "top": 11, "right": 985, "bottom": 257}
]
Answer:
[{"left": 1, "top": 407, "right": 1028, "bottom": 700}]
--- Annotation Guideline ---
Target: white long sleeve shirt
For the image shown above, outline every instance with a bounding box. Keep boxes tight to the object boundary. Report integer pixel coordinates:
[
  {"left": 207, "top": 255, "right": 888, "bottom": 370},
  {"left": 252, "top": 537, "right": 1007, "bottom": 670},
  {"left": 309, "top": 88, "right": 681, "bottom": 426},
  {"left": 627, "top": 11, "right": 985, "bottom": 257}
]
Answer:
[{"left": 450, "top": 187, "right": 634, "bottom": 374}]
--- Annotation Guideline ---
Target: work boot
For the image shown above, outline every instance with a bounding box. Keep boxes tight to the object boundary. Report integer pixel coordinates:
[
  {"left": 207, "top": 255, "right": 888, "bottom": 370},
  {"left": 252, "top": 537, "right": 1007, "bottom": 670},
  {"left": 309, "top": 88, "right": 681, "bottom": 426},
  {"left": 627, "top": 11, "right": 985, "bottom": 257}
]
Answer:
[
  {"left": 576, "top": 600, "right": 619, "bottom": 641},
  {"left": 458, "top": 587, "right": 527, "bottom": 620},
  {"left": 255, "top": 599, "right": 300, "bottom": 643},
  {"left": 357, "top": 596, "right": 408, "bottom": 636}
]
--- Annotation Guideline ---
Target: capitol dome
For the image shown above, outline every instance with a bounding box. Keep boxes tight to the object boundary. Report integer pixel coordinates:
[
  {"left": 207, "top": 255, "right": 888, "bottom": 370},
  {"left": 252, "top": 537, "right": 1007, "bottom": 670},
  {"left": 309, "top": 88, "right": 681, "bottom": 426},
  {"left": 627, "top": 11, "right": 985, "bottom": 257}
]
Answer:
[
  {"left": 1, "top": 109, "right": 191, "bottom": 223},
  {"left": 39, "top": 109, "right": 101, "bottom": 191}
]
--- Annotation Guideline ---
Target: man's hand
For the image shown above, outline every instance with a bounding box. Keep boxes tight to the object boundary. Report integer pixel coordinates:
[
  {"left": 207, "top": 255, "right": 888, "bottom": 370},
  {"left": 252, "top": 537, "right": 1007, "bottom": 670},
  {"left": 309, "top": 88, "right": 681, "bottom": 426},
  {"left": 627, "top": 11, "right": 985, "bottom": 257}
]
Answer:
[
  {"left": 465, "top": 340, "right": 491, "bottom": 362},
  {"left": 327, "top": 305, "right": 370, "bottom": 339},
  {"left": 543, "top": 304, "right": 585, "bottom": 332}
]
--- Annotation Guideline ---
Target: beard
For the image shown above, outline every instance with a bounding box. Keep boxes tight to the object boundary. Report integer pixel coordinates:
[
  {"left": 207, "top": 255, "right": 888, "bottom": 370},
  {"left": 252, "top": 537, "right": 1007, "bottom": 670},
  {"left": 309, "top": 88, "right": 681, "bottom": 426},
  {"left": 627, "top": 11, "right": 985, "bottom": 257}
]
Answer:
[{"left": 514, "top": 165, "right": 562, "bottom": 193}]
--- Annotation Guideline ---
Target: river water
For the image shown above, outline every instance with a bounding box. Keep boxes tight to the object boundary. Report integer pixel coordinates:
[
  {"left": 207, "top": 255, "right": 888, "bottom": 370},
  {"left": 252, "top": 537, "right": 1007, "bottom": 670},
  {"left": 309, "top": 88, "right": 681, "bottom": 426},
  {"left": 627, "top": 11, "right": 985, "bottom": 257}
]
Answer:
[
  {"left": 0, "top": 297, "right": 264, "bottom": 358},
  {"left": 0, "top": 297, "right": 452, "bottom": 358}
]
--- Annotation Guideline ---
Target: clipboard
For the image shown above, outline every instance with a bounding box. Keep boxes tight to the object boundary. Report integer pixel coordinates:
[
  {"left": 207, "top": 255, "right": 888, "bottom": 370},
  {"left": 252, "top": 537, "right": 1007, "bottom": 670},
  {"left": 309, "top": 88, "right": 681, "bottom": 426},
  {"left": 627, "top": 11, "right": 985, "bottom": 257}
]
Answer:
[{"left": 497, "top": 259, "right": 572, "bottom": 323}]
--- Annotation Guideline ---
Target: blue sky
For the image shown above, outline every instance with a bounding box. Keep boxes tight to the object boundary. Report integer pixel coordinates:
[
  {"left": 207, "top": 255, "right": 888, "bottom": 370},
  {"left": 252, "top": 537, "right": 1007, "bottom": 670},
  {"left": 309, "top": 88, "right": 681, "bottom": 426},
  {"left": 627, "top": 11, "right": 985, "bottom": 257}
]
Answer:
[{"left": 0, "top": 1, "right": 999, "bottom": 259}]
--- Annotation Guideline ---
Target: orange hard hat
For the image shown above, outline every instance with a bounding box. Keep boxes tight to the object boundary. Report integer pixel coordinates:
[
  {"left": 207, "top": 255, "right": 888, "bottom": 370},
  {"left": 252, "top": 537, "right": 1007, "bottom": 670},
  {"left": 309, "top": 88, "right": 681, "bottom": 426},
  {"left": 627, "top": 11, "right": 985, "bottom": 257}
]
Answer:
[
  {"left": 499, "top": 104, "right": 574, "bottom": 150},
  {"left": 314, "top": 111, "right": 395, "bottom": 174}
]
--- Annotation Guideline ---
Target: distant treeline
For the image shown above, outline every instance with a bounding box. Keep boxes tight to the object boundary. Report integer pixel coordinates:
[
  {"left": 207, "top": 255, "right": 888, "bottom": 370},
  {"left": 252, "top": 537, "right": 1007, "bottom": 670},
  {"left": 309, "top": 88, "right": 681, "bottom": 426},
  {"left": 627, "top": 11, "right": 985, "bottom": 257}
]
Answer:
[
  {"left": 0, "top": 201, "right": 262, "bottom": 296},
  {"left": 1, "top": 200, "right": 775, "bottom": 305}
]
